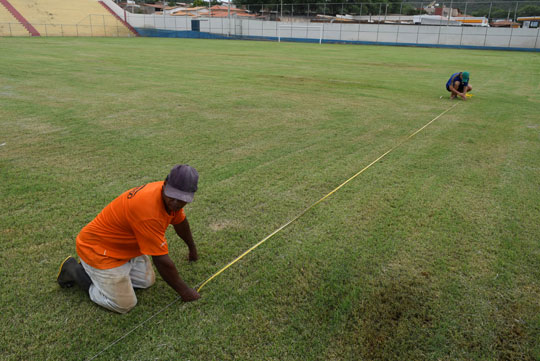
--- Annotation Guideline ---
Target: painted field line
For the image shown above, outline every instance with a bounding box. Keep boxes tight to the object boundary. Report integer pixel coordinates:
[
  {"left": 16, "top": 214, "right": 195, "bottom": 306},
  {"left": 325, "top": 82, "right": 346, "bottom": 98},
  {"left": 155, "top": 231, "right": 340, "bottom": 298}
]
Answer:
[{"left": 86, "top": 102, "right": 458, "bottom": 361}]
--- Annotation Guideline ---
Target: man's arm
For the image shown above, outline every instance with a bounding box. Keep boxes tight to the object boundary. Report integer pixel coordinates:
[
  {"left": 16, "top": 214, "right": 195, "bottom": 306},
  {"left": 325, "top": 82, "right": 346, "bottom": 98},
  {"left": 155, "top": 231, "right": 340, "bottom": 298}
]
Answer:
[
  {"left": 173, "top": 218, "right": 198, "bottom": 262},
  {"left": 152, "top": 254, "right": 200, "bottom": 301}
]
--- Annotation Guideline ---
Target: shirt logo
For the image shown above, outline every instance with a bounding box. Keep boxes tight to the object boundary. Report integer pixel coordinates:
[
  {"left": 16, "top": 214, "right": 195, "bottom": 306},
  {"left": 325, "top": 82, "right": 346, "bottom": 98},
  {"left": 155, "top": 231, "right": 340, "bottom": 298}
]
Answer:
[{"left": 127, "top": 184, "right": 147, "bottom": 199}]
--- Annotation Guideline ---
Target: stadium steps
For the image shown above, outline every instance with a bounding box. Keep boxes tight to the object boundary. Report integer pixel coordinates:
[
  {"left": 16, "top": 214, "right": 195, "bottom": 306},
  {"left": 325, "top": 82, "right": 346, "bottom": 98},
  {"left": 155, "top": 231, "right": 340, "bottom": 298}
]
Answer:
[
  {"left": 8, "top": 0, "right": 133, "bottom": 36},
  {"left": 98, "top": 1, "right": 138, "bottom": 37},
  {"left": 0, "top": 0, "right": 39, "bottom": 36},
  {"left": 0, "top": 3, "right": 30, "bottom": 36}
]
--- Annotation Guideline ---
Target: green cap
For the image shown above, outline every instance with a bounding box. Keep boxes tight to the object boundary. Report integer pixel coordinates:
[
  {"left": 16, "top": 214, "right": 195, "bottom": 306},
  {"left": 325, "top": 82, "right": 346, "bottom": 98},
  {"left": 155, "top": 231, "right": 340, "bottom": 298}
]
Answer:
[{"left": 462, "top": 71, "right": 470, "bottom": 83}]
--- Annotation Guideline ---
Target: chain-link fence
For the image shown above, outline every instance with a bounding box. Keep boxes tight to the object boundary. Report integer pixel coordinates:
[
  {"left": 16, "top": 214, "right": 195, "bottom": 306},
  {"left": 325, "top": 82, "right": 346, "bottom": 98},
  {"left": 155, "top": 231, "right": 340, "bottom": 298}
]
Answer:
[
  {"left": 242, "top": 1, "right": 540, "bottom": 22},
  {"left": 0, "top": 24, "right": 134, "bottom": 37},
  {"left": 0, "top": 14, "right": 135, "bottom": 37}
]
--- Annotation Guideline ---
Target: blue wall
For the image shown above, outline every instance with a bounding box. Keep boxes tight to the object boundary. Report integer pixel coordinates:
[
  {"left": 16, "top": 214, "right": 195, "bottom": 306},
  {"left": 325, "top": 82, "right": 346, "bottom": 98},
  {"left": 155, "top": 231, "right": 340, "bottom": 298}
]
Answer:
[
  {"left": 134, "top": 28, "right": 230, "bottom": 39},
  {"left": 133, "top": 28, "right": 540, "bottom": 52}
]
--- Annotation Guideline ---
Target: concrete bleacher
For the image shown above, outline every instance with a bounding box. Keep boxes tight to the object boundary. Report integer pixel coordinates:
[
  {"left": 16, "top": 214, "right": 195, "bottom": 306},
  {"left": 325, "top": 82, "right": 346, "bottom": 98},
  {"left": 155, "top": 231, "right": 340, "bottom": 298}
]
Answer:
[
  {"left": 0, "top": 2, "right": 30, "bottom": 36},
  {"left": 6, "top": 0, "right": 134, "bottom": 36}
]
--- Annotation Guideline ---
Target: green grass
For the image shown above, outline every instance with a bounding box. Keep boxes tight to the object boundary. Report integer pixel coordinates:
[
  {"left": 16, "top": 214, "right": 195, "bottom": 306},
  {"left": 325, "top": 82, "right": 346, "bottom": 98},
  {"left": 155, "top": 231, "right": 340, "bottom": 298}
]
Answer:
[{"left": 1, "top": 37, "right": 539, "bottom": 361}]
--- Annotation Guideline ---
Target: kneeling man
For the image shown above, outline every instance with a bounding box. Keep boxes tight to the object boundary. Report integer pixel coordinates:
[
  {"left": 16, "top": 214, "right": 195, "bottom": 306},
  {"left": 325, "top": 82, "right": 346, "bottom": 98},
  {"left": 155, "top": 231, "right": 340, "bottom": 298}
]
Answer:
[
  {"left": 446, "top": 71, "right": 472, "bottom": 100},
  {"left": 57, "top": 164, "right": 201, "bottom": 313}
]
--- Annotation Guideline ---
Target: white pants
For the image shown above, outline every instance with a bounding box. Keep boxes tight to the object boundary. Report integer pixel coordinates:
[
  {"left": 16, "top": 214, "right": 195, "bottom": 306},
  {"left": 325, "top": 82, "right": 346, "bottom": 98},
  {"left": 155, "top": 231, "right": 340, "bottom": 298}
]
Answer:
[{"left": 81, "top": 255, "right": 155, "bottom": 314}]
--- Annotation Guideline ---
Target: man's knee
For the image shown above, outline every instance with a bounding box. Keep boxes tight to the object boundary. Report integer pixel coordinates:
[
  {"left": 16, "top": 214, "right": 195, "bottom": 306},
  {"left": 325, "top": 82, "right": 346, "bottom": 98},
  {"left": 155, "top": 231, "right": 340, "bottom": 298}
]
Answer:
[
  {"left": 87, "top": 274, "right": 139, "bottom": 313},
  {"left": 111, "top": 297, "right": 137, "bottom": 314},
  {"left": 96, "top": 289, "right": 137, "bottom": 314}
]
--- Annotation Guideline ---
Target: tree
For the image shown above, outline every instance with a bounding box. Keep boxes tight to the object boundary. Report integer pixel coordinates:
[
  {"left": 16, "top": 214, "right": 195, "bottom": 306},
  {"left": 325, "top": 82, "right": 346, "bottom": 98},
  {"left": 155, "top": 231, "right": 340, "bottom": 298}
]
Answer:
[
  {"left": 231, "top": 0, "right": 540, "bottom": 18},
  {"left": 517, "top": 5, "right": 540, "bottom": 17}
]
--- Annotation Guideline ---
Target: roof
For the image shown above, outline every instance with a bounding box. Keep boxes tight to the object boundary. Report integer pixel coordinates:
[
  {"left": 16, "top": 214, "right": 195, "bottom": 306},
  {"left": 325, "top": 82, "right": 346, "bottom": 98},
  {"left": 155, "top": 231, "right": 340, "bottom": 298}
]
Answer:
[
  {"left": 517, "top": 16, "right": 540, "bottom": 21},
  {"left": 490, "top": 20, "right": 519, "bottom": 27},
  {"left": 209, "top": 5, "right": 249, "bottom": 14},
  {"left": 210, "top": 5, "right": 229, "bottom": 10},
  {"left": 172, "top": 11, "right": 197, "bottom": 16},
  {"left": 208, "top": 11, "right": 256, "bottom": 18}
]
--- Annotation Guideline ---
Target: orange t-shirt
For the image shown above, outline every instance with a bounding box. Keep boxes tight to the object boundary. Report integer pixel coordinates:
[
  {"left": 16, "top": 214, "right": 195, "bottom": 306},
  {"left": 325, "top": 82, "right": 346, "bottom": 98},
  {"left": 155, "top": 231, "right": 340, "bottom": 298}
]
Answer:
[{"left": 76, "top": 181, "right": 186, "bottom": 269}]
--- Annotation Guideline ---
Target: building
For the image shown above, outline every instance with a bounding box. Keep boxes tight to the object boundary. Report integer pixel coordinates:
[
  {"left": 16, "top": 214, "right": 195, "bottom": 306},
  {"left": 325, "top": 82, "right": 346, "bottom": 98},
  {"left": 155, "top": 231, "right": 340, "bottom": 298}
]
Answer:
[{"left": 517, "top": 16, "right": 540, "bottom": 28}]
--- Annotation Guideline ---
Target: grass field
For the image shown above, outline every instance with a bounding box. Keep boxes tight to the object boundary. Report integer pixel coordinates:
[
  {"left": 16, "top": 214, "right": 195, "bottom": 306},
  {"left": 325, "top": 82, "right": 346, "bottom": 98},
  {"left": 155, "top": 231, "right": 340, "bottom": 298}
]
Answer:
[{"left": 1, "top": 37, "right": 539, "bottom": 361}]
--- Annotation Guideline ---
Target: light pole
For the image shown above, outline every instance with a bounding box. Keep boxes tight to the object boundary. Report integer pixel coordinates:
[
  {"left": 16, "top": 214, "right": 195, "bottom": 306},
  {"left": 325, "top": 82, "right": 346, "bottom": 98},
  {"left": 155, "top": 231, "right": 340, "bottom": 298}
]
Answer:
[{"left": 228, "top": 0, "right": 230, "bottom": 36}]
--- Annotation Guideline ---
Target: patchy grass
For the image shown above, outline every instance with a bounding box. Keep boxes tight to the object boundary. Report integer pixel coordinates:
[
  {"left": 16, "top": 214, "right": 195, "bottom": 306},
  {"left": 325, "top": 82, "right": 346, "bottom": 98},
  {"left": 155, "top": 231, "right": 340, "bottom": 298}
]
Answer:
[{"left": 0, "top": 37, "right": 539, "bottom": 361}]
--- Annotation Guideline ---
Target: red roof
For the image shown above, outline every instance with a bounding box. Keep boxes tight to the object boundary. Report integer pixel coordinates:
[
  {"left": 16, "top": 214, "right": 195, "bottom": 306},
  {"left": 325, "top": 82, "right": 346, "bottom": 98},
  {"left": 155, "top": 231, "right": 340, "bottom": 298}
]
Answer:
[
  {"left": 209, "top": 5, "right": 249, "bottom": 13},
  {"left": 209, "top": 11, "right": 256, "bottom": 17}
]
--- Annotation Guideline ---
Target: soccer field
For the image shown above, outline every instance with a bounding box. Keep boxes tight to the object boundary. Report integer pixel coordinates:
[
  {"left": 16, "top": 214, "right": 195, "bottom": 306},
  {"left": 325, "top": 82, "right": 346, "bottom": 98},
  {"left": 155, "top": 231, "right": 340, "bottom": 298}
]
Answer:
[{"left": 1, "top": 37, "right": 539, "bottom": 360}]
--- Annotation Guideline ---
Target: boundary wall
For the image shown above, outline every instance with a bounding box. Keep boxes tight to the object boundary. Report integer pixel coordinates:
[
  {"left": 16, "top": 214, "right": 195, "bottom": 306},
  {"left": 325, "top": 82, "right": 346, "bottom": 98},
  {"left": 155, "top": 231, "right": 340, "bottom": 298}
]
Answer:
[{"left": 121, "top": 9, "right": 540, "bottom": 51}]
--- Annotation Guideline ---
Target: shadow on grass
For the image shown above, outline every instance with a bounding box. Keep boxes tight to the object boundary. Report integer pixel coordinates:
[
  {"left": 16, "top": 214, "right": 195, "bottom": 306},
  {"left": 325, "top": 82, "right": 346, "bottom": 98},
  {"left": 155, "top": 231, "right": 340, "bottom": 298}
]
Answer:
[{"left": 356, "top": 272, "right": 434, "bottom": 360}]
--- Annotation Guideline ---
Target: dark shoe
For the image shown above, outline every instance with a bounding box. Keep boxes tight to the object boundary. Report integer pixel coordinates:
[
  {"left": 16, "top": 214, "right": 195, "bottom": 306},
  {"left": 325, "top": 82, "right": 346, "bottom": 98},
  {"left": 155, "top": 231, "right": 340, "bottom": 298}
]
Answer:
[
  {"left": 57, "top": 256, "right": 92, "bottom": 291},
  {"left": 57, "top": 256, "right": 77, "bottom": 288}
]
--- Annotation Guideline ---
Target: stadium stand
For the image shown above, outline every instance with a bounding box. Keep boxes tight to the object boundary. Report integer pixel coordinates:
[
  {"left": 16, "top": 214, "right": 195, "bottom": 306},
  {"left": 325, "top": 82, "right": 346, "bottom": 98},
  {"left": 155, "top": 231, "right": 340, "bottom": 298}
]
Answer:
[
  {"left": 3, "top": 0, "right": 136, "bottom": 36},
  {"left": 0, "top": 0, "right": 33, "bottom": 36}
]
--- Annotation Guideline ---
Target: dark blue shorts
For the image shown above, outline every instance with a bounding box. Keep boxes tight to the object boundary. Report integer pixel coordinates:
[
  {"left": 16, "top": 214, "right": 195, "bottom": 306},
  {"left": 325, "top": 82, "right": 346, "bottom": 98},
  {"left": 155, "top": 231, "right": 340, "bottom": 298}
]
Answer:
[{"left": 447, "top": 83, "right": 465, "bottom": 92}]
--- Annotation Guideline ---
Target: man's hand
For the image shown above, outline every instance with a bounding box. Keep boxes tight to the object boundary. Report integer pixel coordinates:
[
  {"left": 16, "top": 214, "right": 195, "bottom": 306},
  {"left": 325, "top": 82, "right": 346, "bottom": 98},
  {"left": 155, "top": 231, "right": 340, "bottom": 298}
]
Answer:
[
  {"left": 181, "top": 287, "right": 201, "bottom": 302},
  {"left": 152, "top": 254, "right": 201, "bottom": 302},
  {"left": 460, "top": 93, "right": 467, "bottom": 100}
]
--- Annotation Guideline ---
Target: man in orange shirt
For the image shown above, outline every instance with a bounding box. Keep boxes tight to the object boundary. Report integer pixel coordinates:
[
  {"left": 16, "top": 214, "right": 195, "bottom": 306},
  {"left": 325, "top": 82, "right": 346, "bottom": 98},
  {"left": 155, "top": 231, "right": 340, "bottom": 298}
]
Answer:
[{"left": 57, "top": 164, "right": 201, "bottom": 313}]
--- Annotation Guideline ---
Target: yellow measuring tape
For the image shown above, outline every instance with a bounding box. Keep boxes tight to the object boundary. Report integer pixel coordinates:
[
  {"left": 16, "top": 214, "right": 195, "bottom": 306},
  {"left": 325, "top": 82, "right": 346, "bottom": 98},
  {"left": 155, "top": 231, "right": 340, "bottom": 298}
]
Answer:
[
  {"left": 87, "top": 103, "right": 459, "bottom": 361},
  {"left": 197, "top": 103, "right": 458, "bottom": 292}
]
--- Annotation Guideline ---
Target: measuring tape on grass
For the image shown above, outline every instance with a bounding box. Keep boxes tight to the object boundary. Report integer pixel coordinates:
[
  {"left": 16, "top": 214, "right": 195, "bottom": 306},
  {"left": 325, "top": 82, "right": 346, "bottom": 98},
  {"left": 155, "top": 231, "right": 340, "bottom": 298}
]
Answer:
[
  {"left": 196, "top": 102, "right": 458, "bottom": 292},
  {"left": 87, "top": 103, "right": 459, "bottom": 361}
]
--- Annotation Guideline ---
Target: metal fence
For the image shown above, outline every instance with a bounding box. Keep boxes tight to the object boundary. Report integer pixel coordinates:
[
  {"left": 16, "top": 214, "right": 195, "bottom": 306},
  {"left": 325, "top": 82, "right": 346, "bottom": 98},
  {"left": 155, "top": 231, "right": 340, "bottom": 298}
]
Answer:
[
  {"left": 241, "top": 1, "right": 540, "bottom": 22},
  {"left": 0, "top": 14, "right": 134, "bottom": 37},
  {"left": 0, "top": 24, "right": 133, "bottom": 37}
]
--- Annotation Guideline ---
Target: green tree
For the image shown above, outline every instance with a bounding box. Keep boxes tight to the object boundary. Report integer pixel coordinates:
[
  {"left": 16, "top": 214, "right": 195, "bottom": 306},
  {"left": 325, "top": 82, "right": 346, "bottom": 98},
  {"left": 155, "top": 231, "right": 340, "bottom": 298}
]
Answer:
[
  {"left": 402, "top": 4, "right": 422, "bottom": 16},
  {"left": 490, "top": 8, "right": 512, "bottom": 19},
  {"left": 517, "top": 5, "right": 540, "bottom": 17}
]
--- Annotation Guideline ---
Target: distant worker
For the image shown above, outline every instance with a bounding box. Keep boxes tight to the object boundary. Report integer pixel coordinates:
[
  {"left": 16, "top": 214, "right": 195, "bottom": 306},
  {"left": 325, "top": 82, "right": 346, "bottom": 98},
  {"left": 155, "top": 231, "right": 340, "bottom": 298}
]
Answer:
[
  {"left": 446, "top": 71, "right": 472, "bottom": 100},
  {"left": 57, "top": 164, "right": 201, "bottom": 313}
]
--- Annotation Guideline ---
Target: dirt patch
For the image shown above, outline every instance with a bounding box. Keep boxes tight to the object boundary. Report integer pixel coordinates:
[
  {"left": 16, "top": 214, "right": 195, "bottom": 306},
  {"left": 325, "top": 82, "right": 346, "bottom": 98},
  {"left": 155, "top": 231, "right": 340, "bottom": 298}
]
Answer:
[{"left": 209, "top": 219, "right": 238, "bottom": 231}]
